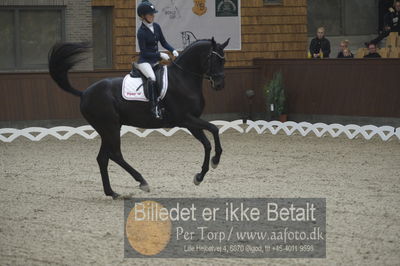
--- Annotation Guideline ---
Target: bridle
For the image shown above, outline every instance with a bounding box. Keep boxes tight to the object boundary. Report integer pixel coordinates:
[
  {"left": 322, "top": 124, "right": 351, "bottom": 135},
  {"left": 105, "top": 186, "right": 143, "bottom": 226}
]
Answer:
[
  {"left": 206, "top": 51, "right": 225, "bottom": 88},
  {"left": 172, "top": 49, "right": 225, "bottom": 87}
]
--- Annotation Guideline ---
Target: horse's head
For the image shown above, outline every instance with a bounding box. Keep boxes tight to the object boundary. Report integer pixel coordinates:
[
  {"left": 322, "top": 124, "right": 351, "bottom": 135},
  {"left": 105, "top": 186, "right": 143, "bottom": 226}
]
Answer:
[{"left": 206, "top": 37, "right": 230, "bottom": 90}]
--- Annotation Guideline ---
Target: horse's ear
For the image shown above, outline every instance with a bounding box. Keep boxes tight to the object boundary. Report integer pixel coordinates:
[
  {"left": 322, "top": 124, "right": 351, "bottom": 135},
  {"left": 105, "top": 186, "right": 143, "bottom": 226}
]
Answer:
[
  {"left": 221, "top": 38, "right": 230, "bottom": 50},
  {"left": 211, "top": 37, "right": 217, "bottom": 49}
]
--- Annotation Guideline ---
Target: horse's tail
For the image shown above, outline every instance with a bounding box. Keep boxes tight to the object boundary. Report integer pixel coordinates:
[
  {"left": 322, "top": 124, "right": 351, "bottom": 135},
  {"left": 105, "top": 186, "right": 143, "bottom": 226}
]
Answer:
[{"left": 48, "top": 42, "right": 89, "bottom": 97}]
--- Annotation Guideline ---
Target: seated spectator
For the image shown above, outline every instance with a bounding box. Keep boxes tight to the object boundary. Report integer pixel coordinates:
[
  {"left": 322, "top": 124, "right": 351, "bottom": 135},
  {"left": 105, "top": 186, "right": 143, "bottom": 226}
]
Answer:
[
  {"left": 342, "top": 48, "right": 354, "bottom": 59},
  {"left": 364, "top": 43, "right": 382, "bottom": 58},
  {"left": 367, "top": 0, "right": 400, "bottom": 46},
  {"left": 309, "top": 27, "right": 331, "bottom": 58},
  {"left": 337, "top": 40, "right": 354, "bottom": 58}
]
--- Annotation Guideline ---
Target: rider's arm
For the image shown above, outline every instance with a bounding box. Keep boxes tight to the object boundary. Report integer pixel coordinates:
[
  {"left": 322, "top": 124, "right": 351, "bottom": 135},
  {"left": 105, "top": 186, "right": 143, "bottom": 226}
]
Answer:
[{"left": 156, "top": 23, "right": 175, "bottom": 52}]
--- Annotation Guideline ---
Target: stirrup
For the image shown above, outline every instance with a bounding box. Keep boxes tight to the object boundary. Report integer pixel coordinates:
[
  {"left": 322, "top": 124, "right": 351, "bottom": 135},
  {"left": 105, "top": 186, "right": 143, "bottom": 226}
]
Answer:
[
  {"left": 155, "top": 106, "right": 163, "bottom": 119},
  {"left": 151, "top": 106, "right": 162, "bottom": 120},
  {"left": 150, "top": 101, "right": 162, "bottom": 120}
]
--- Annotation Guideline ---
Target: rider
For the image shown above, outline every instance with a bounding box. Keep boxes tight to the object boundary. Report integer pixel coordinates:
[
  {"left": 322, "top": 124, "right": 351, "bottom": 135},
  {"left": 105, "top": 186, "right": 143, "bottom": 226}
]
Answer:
[{"left": 135, "top": 0, "right": 179, "bottom": 119}]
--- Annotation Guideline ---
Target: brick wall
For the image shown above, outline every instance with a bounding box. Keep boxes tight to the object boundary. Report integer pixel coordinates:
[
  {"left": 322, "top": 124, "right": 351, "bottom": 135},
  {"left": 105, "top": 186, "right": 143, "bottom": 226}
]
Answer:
[
  {"left": 233, "top": 0, "right": 308, "bottom": 66},
  {"left": 92, "top": 0, "right": 135, "bottom": 70},
  {"left": 65, "top": 0, "right": 93, "bottom": 70},
  {"left": 0, "top": 0, "right": 94, "bottom": 71}
]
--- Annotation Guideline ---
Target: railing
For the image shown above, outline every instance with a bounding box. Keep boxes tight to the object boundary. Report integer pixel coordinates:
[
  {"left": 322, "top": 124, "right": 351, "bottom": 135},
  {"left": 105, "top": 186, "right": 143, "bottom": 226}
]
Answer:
[{"left": 1, "top": 120, "right": 399, "bottom": 142}]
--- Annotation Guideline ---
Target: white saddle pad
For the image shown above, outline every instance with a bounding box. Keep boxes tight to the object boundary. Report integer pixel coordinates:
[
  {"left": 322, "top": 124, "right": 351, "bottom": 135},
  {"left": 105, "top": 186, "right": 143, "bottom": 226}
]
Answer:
[{"left": 122, "top": 66, "right": 168, "bottom": 102}]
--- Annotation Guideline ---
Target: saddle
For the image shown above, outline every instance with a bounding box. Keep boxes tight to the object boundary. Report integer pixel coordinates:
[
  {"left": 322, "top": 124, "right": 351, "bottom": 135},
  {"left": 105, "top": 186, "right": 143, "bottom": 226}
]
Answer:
[
  {"left": 122, "top": 64, "right": 168, "bottom": 102},
  {"left": 130, "top": 64, "right": 165, "bottom": 98}
]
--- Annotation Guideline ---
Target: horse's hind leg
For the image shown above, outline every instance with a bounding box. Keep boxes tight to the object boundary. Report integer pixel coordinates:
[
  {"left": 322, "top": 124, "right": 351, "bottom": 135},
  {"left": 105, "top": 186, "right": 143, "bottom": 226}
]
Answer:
[
  {"left": 97, "top": 145, "right": 119, "bottom": 199},
  {"left": 188, "top": 129, "right": 211, "bottom": 185},
  {"left": 96, "top": 125, "right": 150, "bottom": 198},
  {"left": 110, "top": 151, "right": 150, "bottom": 193}
]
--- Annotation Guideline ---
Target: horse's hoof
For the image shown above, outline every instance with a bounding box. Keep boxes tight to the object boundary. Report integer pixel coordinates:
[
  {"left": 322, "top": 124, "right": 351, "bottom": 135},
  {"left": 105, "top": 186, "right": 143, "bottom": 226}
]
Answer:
[
  {"left": 111, "top": 192, "right": 121, "bottom": 200},
  {"left": 193, "top": 173, "right": 202, "bottom": 186},
  {"left": 140, "top": 184, "right": 150, "bottom": 192},
  {"left": 211, "top": 157, "right": 219, "bottom": 169}
]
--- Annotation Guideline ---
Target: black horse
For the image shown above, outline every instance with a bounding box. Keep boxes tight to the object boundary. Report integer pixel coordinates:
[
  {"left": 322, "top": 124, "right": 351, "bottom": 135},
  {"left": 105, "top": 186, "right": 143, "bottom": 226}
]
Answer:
[{"left": 48, "top": 38, "right": 230, "bottom": 198}]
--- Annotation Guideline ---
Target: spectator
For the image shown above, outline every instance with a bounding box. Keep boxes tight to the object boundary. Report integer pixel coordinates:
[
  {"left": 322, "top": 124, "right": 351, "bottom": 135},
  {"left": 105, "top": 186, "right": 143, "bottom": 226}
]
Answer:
[
  {"left": 342, "top": 48, "right": 354, "bottom": 59},
  {"left": 379, "top": 0, "right": 395, "bottom": 32},
  {"left": 309, "top": 27, "right": 331, "bottom": 58},
  {"left": 337, "top": 40, "right": 354, "bottom": 58},
  {"left": 364, "top": 43, "right": 382, "bottom": 58},
  {"left": 367, "top": 0, "right": 400, "bottom": 46}
]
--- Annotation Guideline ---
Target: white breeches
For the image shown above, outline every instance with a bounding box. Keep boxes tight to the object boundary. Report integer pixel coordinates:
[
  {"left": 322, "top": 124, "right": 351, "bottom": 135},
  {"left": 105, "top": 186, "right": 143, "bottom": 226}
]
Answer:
[{"left": 136, "top": 62, "right": 156, "bottom": 81}]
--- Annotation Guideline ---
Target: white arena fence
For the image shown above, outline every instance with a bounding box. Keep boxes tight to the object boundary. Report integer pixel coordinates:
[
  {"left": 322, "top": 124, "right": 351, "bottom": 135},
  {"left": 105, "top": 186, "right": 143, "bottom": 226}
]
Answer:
[{"left": 0, "top": 120, "right": 399, "bottom": 143}]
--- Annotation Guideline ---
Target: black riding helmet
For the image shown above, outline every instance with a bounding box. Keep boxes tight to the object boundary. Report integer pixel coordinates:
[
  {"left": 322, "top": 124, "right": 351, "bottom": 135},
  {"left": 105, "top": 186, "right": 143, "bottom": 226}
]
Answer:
[{"left": 137, "top": 0, "right": 158, "bottom": 17}]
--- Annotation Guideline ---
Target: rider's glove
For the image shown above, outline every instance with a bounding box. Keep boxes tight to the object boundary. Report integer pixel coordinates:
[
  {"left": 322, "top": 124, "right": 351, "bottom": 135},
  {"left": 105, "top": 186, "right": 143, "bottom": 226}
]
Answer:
[
  {"left": 172, "top": 50, "right": 179, "bottom": 57},
  {"left": 160, "top": 52, "right": 170, "bottom": 61}
]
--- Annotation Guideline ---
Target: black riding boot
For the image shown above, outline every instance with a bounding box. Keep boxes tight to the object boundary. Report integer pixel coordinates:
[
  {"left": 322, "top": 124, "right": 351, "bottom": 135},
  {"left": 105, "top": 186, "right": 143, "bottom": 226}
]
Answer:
[
  {"left": 129, "top": 63, "right": 136, "bottom": 77},
  {"left": 148, "top": 80, "right": 162, "bottom": 119}
]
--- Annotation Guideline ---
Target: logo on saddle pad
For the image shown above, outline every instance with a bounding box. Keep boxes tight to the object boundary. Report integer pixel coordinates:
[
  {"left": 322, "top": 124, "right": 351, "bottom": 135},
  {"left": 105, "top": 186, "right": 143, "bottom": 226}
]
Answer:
[
  {"left": 192, "top": 0, "right": 207, "bottom": 16},
  {"left": 122, "top": 66, "right": 168, "bottom": 102}
]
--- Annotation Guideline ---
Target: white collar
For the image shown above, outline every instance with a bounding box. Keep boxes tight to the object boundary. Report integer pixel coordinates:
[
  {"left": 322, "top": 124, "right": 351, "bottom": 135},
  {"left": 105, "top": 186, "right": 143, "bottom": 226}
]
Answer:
[{"left": 143, "top": 21, "right": 154, "bottom": 29}]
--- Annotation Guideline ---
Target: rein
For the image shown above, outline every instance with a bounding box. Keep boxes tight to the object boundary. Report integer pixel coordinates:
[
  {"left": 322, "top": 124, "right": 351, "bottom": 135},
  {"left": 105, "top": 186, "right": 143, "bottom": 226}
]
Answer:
[
  {"left": 171, "top": 51, "right": 225, "bottom": 87},
  {"left": 171, "top": 60, "right": 203, "bottom": 79}
]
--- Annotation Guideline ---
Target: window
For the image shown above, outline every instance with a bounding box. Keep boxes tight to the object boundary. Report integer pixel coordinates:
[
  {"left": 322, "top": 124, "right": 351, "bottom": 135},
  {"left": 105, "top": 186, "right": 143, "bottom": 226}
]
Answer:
[
  {"left": 92, "top": 6, "right": 113, "bottom": 69},
  {"left": 0, "top": 7, "right": 64, "bottom": 71},
  {"left": 308, "top": 0, "right": 378, "bottom": 36}
]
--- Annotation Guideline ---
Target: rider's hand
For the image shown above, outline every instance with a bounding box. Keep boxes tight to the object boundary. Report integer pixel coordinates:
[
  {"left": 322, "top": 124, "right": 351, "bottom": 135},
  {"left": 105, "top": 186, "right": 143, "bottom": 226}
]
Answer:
[
  {"left": 172, "top": 50, "right": 179, "bottom": 57},
  {"left": 160, "top": 52, "right": 170, "bottom": 61}
]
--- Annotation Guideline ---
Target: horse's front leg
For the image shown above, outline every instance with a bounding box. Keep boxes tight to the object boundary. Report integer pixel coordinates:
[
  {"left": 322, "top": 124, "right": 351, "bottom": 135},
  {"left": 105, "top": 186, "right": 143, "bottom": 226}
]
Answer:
[
  {"left": 185, "top": 115, "right": 222, "bottom": 169},
  {"left": 188, "top": 128, "right": 211, "bottom": 185}
]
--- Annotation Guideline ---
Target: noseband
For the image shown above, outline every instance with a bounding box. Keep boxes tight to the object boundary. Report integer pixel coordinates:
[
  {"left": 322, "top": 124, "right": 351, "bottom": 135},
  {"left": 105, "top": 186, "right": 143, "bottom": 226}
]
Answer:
[{"left": 172, "top": 49, "right": 225, "bottom": 87}]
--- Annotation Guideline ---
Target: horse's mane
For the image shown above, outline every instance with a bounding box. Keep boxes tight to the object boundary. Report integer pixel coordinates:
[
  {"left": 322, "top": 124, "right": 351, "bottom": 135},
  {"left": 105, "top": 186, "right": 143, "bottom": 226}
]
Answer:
[{"left": 175, "top": 39, "right": 211, "bottom": 62}]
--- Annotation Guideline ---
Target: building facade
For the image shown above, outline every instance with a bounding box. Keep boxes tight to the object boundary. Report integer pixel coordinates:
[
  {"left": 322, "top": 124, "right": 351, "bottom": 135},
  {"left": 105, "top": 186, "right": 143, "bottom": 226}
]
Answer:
[
  {"left": 0, "top": 0, "right": 308, "bottom": 72},
  {"left": 1, "top": 0, "right": 400, "bottom": 125},
  {"left": 92, "top": 0, "right": 308, "bottom": 69}
]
